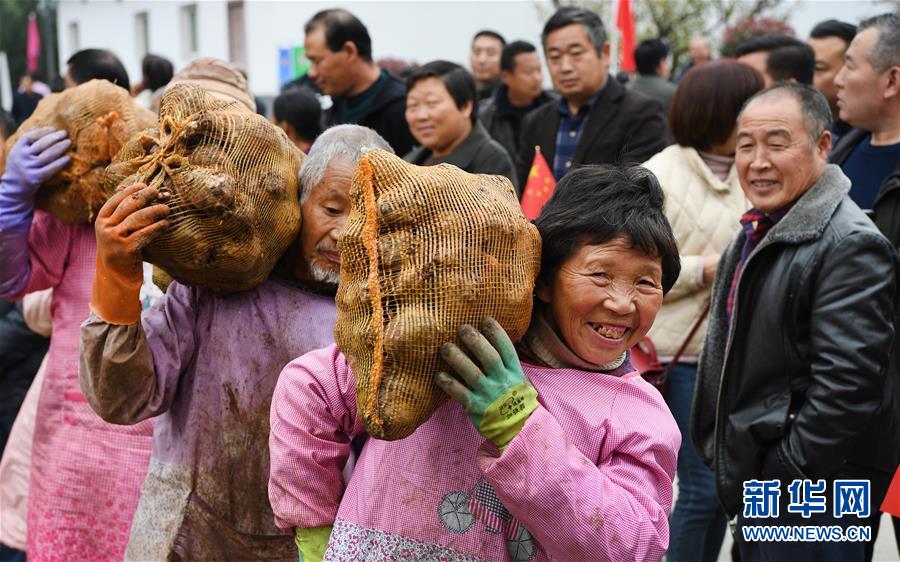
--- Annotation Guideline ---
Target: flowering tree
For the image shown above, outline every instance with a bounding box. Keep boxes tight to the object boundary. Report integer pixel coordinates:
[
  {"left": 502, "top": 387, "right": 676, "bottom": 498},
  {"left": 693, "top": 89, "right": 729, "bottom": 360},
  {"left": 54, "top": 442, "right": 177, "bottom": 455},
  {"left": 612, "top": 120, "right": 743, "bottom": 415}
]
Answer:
[
  {"left": 543, "top": 0, "right": 791, "bottom": 76},
  {"left": 377, "top": 58, "right": 418, "bottom": 80},
  {"left": 721, "top": 17, "right": 797, "bottom": 57}
]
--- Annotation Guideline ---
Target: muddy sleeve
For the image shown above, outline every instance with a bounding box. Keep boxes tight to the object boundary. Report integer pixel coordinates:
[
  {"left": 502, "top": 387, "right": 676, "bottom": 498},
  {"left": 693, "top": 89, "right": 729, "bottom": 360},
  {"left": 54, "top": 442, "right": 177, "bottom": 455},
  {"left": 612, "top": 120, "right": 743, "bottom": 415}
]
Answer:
[
  {"left": 79, "top": 312, "right": 158, "bottom": 424},
  {"left": 79, "top": 282, "right": 198, "bottom": 424}
]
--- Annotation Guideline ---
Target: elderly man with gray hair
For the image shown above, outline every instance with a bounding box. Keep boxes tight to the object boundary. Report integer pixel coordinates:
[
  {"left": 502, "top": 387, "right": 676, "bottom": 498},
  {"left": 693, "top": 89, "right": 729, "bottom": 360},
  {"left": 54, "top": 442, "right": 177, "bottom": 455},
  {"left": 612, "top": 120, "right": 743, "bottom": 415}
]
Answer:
[
  {"left": 78, "top": 124, "right": 391, "bottom": 561},
  {"left": 692, "top": 83, "right": 898, "bottom": 562}
]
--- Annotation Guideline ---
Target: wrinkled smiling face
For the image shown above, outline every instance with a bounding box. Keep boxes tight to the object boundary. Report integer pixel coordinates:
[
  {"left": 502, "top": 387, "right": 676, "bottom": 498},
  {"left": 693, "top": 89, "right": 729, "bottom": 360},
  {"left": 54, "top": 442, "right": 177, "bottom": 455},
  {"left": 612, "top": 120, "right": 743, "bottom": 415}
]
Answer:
[
  {"left": 537, "top": 237, "right": 664, "bottom": 366},
  {"left": 735, "top": 94, "right": 830, "bottom": 214},
  {"left": 405, "top": 77, "right": 472, "bottom": 157},
  {"left": 298, "top": 157, "right": 354, "bottom": 285}
]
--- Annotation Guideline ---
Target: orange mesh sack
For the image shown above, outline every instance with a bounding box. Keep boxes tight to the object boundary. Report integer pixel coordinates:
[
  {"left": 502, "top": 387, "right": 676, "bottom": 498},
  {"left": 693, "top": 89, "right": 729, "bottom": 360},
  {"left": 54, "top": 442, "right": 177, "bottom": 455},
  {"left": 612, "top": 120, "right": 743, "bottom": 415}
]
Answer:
[
  {"left": 0, "top": 79, "right": 156, "bottom": 223},
  {"left": 336, "top": 149, "right": 542, "bottom": 440},
  {"left": 105, "top": 83, "right": 303, "bottom": 294}
]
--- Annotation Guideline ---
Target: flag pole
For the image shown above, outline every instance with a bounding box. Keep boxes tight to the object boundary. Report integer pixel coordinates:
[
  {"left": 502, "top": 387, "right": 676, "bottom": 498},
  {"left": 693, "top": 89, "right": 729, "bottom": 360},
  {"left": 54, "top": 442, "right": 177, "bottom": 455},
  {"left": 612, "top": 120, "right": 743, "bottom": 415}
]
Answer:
[
  {"left": 609, "top": 0, "right": 619, "bottom": 76},
  {"left": 0, "top": 52, "right": 12, "bottom": 112}
]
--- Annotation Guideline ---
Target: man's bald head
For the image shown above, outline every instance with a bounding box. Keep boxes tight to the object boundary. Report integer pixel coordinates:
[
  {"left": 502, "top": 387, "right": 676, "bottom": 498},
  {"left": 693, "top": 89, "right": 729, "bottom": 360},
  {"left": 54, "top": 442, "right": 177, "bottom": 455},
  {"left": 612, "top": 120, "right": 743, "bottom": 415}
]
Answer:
[
  {"left": 735, "top": 84, "right": 833, "bottom": 213},
  {"left": 738, "top": 82, "right": 832, "bottom": 144}
]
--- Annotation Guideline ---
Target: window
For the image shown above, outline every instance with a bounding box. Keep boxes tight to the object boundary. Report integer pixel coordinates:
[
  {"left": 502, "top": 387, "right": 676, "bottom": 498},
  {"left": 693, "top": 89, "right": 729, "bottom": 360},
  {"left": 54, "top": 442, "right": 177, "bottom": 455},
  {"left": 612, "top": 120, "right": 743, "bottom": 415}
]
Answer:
[
  {"left": 180, "top": 4, "right": 198, "bottom": 58},
  {"left": 135, "top": 12, "right": 149, "bottom": 60},
  {"left": 68, "top": 21, "right": 80, "bottom": 54}
]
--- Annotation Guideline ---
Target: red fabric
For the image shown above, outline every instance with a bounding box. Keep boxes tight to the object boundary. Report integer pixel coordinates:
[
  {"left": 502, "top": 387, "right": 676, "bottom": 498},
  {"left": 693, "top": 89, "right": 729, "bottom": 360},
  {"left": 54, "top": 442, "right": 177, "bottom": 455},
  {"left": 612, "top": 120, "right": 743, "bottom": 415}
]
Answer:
[
  {"left": 882, "top": 467, "right": 900, "bottom": 517},
  {"left": 521, "top": 147, "right": 556, "bottom": 220},
  {"left": 26, "top": 13, "right": 40, "bottom": 74},
  {"left": 617, "top": 0, "right": 636, "bottom": 73}
]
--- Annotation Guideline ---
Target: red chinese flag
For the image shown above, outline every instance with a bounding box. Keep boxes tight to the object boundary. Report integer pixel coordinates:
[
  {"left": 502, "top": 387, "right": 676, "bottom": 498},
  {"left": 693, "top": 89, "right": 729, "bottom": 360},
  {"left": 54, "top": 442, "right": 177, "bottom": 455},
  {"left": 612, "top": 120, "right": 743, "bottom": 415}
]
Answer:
[
  {"left": 521, "top": 147, "right": 556, "bottom": 221},
  {"left": 882, "top": 467, "right": 900, "bottom": 517},
  {"left": 617, "top": 0, "right": 636, "bottom": 73}
]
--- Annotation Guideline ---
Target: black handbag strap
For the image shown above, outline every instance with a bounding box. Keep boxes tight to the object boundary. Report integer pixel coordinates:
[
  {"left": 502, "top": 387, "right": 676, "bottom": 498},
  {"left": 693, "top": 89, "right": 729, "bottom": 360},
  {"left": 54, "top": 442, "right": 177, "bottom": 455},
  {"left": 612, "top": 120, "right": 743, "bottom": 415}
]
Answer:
[{"left": 663, "top": 304, "right": 711, "bottom": 376}]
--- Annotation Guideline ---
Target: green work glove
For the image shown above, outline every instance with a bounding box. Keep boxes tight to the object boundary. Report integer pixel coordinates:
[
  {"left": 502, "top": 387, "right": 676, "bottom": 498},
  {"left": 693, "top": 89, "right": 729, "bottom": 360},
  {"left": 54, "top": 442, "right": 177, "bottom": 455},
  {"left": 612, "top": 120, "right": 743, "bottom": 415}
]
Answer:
[
  {"left": 435, "top": 317, "right": 539, "bottom": 452},
  {"left": 295, "top": 525, "right": 331, "bottom": 562}
]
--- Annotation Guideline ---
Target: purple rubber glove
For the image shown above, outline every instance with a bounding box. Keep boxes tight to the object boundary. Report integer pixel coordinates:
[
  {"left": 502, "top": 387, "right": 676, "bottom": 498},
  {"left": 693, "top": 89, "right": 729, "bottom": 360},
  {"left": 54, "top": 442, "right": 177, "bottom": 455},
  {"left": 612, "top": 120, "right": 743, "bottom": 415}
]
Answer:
[{"left": 0, "top": 127, "right": 71, "bottom": 230}]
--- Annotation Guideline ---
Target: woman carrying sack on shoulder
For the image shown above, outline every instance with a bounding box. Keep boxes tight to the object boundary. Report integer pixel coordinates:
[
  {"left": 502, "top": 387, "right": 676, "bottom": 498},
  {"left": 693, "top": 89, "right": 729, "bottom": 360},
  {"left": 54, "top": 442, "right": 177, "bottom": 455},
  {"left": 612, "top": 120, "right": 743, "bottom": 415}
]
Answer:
[
  {"left": 269, "top": 165, "right": 682, "bottom": 561},
  {"left": 641, "top": 61, "right": 765, "bottom": 562}
]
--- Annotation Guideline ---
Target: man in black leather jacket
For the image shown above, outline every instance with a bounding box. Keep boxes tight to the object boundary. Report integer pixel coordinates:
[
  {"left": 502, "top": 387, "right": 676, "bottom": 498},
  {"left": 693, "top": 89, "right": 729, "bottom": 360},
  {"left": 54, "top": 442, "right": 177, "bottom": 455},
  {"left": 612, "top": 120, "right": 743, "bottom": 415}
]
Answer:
[{"left": 692, "top": 83, "right": 899, "bottom": 561}]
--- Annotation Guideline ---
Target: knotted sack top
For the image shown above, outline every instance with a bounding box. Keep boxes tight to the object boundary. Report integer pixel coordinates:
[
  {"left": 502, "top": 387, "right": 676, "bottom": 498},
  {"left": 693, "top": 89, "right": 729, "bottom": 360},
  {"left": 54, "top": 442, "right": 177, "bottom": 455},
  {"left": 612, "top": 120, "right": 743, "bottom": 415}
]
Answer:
[{"left": 105, "top": 83, "right": 303, "bottom": 294}]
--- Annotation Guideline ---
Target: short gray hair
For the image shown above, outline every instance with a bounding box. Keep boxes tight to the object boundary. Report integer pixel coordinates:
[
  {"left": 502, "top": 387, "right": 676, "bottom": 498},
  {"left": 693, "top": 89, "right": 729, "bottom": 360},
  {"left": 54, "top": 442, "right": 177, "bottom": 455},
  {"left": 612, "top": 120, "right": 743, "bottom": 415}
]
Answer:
[
  {"left": 738, "top": 83, "right": 833, "bottom": 145},
  {"left": 858, "top": 13, "right": 900, "bottom": 74},
  {"left": 299, "top": 124, "right": 393, "bottom": 202}
]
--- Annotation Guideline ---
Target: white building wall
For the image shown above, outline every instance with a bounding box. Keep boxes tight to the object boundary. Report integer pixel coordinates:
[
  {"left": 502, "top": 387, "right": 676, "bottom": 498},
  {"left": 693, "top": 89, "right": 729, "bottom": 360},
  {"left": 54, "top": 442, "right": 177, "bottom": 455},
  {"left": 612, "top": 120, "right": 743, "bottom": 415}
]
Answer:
[
  {"left": 57, "top": 0, "right": 229, "bottom": 90},
  {"left": 242, "top": 1, "right": 552, "bottom": 95},
  {"left": 56, "top": 0, "right": 552, "bottom": 97}
]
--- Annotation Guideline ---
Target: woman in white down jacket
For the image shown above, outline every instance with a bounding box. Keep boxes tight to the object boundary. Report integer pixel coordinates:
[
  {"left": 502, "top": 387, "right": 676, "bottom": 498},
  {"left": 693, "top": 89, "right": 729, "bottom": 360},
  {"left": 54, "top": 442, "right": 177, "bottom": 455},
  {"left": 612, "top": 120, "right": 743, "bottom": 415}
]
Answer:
[{"left": 642, "top": 61, "right": 764, "bottom": 562}]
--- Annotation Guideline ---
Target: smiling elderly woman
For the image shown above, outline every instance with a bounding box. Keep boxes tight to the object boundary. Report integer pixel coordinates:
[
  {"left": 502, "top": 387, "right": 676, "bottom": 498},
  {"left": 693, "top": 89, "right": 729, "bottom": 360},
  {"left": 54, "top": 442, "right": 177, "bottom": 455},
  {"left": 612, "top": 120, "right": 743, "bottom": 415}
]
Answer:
[
  {"left": 514, "top": 165, "right": 682, "bottom": 370},
  {"left": 268, "top": 165, "right": 681, "bottom": 562},
  {"left": 403, "top": 60, "right": 517, "bottom": 185}
]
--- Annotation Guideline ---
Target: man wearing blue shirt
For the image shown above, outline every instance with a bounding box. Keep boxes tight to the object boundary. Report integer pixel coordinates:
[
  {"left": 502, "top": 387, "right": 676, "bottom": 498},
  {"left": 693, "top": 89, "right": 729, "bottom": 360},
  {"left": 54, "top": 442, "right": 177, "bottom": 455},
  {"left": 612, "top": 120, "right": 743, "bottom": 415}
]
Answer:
[
  {"left": 515, "top": 7, "right": 667, "bottom": 192},
  {"left": 830, "top": 14, "right": 900, "bottom": 244},
  {"left": 829, "top": 13, "right": 900, "bottom": 559}
]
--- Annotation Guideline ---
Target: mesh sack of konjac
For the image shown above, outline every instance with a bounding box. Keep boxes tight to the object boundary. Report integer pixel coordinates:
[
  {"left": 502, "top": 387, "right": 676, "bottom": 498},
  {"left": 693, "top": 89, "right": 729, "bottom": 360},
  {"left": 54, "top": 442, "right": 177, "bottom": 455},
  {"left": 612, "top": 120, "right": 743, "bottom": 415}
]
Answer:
[
  {"left": 336, "top": 149, "right": 542, "bottom": 440},
  {"left": 0, "top": 79, "right": 156, "bottom": 223},
  {"left": 104, "top": 83, "right": 303, "bottom": 294}
]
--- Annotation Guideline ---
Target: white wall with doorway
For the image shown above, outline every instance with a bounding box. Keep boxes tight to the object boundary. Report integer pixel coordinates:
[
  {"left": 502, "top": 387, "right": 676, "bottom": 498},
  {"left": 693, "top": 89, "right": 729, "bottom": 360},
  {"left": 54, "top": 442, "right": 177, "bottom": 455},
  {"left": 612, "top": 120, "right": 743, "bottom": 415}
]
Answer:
[{"left": 57, "top": 0, "right": 230, "bottom": 89}]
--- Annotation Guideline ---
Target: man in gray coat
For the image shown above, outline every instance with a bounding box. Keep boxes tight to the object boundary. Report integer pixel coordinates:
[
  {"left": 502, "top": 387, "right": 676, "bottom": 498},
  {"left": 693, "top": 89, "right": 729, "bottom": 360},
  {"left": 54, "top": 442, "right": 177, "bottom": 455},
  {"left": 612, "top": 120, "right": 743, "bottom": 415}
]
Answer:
[{"left": 692, "top": 83, "right": 898, "bottom": 561}]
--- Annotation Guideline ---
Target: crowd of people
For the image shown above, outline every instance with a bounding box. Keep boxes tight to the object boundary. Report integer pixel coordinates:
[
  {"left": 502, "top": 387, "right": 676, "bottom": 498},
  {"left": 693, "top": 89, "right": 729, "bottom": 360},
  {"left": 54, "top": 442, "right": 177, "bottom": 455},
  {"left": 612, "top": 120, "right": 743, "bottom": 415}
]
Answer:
[{"left": 0, "top": 5, "right": 899, "bottom": 562}]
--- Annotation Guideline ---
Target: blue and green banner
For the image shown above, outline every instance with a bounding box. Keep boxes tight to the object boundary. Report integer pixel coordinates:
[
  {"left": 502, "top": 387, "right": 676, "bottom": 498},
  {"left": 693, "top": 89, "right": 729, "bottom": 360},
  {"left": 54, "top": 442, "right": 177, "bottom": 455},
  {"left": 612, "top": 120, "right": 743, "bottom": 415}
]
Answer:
[{"left": 278, "top": 46, "right": 311, "bottom": 86}]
